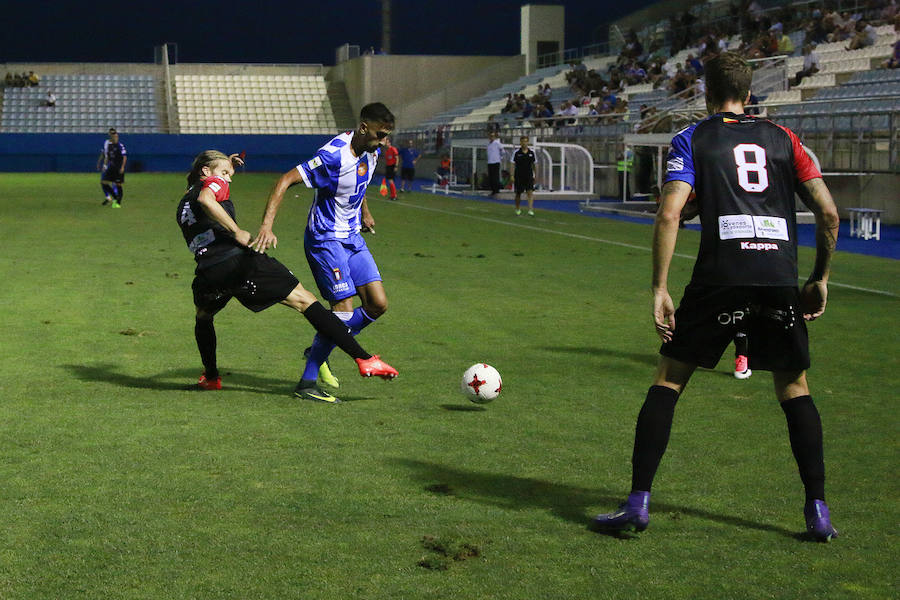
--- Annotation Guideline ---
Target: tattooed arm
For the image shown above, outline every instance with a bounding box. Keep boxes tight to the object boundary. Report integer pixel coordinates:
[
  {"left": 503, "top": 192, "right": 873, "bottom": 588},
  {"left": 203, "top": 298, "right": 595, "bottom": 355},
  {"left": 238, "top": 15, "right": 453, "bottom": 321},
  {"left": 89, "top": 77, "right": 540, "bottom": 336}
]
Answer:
[{"left": 796, "top": 177, "right": 840, "bottom": 321}]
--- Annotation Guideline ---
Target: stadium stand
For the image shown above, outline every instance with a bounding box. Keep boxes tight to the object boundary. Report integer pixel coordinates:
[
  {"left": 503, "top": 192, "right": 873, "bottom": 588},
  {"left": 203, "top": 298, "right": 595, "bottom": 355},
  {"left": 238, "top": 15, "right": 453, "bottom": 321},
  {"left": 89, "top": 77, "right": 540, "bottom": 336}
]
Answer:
[
  {"left": 1, "top": 74, "right": 160, "bottom": 133},
  {"left": 174, "top": 73, "right": 336, "bottom": 135}
]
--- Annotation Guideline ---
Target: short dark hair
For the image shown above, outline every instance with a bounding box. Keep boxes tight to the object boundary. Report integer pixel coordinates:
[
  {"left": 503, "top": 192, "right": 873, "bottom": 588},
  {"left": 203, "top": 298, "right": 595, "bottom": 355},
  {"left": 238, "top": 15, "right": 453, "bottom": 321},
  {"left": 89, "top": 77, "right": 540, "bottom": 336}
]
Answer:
[
  {"left": 704, "top": 52, "right": 752, "bottom": 110},
  {"left": 108, "top": 127, "right": 117, "bottom": 134},
  {"left": 359, "top": 102, "right": 395, "bottom": 126}
]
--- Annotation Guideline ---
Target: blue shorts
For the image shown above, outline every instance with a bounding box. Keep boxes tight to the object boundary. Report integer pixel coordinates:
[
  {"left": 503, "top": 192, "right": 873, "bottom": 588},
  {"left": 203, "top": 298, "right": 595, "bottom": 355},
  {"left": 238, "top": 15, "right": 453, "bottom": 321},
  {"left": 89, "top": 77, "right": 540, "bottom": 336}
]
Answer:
[{"left": 304, "top": 232, "right": 382, "bottom": 303}]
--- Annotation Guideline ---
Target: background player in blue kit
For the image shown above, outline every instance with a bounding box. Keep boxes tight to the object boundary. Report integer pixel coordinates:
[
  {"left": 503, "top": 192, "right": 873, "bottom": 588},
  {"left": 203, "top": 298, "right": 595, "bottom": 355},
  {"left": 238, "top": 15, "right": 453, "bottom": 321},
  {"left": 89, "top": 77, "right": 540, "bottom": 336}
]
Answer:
[
  {"left": 592, "top": 53, "right": 841, "bottom": 541},
  {"left": 252, "top": 103, "right": 395, "bottom": 403},
  {"left": 176, "top": 150, "right": 397, "bottom": 396},
  {"left": 97, "top": 127, "right": 127, "bottom": 207},
  {"left": 398, "top": 138, "right": 420, "bottom": 193}
]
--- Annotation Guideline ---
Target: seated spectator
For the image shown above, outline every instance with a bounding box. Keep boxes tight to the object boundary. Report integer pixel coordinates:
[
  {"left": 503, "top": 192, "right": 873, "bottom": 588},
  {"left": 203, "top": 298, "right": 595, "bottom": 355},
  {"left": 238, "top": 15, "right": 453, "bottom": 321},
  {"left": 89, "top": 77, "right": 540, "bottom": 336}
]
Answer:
[
  {"left": 776, "top": 27, "right": 795, "bottom": 55},
  {"left": 27, "top": 71, "right": 39, "bottom": 87},
  {"left": 44, "top": 91, "right": 57, "bottom": 108},
  {"left": 846, "top": 20, "right": 877, "bottom": 50},
  {"left": 793, "top": 43, "right": 820, "bottom": 85},
  {"left": 686, "top": 53, "right": 704, "bottom": 75},
  {"left": 4, "top": 72, "right": 13, "bottom": 87},
  {"left": 883, "top": 19, "right": 900, "bottom": 68}
]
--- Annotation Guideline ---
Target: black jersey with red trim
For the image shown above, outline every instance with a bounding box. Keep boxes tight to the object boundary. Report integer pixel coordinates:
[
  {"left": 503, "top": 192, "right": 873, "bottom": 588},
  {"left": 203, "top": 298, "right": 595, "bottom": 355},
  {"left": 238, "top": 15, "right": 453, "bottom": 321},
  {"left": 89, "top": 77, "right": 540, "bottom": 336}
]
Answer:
[
  {"left": 176, "top": 176, "right": 244, "bottom": 268},
  {"left": 664, "top": 112, "right": 821, "bottom": 286}
]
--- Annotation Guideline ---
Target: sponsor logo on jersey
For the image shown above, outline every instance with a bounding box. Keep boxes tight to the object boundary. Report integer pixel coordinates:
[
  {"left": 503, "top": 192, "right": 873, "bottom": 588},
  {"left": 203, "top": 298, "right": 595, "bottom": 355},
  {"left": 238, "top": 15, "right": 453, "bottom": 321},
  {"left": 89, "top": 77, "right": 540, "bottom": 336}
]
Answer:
[
  {"left": 333, "top": 281, "right": 351, "bottom": 293},
  {"left": 740, "top": 241, "right": 780, "bottom": 251},
  {"left": 307, "top": 156, "right": 323, "bottom": 170},
  {"left": 357, "top": 161, "right": 368, "bottom": 177},
  {"left": 667, "top": 157, "right": 684, "bottom": 172}
]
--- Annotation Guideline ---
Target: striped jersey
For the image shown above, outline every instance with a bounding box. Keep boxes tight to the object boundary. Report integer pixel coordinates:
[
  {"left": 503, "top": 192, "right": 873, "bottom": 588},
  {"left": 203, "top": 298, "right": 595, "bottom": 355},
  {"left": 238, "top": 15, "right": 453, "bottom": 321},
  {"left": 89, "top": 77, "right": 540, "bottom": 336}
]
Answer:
[
  {"left": 296, "top": 131, "right": 380, "bottom": 240},
  {"left": 664, "top": 112, "right": 820, "bottom": 286}
]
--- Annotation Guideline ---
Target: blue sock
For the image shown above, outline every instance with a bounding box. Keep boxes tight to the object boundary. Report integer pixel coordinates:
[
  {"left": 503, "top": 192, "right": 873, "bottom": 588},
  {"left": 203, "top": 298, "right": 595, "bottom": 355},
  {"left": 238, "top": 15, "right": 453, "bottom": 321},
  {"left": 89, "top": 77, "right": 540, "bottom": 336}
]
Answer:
[{"left": 301, "top": 308, "right": 377, "bottom": 381}]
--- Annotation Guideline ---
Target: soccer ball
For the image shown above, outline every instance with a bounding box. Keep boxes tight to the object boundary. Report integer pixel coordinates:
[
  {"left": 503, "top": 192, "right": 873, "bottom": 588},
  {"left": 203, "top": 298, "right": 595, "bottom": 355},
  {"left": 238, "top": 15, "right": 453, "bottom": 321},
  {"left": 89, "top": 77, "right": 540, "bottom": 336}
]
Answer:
[{"left": 460, "top": 363, "right": 502, "bottom": 404}]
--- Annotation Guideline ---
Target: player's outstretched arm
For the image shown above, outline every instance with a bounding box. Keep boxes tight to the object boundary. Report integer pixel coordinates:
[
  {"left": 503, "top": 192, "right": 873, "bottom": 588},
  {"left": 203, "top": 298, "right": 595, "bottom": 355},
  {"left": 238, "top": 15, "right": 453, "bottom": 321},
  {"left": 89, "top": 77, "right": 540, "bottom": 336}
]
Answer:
[
  {"left": 196, "top": 188, "right": 251, "bottom": 246},
  {"left": 797, "top": 177, "right": 839, "bottom": 320},
  {"left": 652, "top": 180, "right": 692, "bottom": 341},
  {"left": 252, "top": 168, "right": 302, "bottom": 253}
]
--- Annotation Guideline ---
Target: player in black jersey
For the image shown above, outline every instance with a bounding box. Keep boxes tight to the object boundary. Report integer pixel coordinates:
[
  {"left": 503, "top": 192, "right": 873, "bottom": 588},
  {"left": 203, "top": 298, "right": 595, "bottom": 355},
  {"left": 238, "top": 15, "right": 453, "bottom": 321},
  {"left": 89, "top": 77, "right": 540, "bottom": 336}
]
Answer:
[
  {"left": 593, "top": 53, "right": 840, "bottom": 541},
  {"left": 176, "top": 150, "right": 397, "bottom": 401},
  {"left": 97, "top": 128, "right": 127, "bottom": 207},
  {"left": 511, "top": 136, "right": 537, "bottom": 216}
]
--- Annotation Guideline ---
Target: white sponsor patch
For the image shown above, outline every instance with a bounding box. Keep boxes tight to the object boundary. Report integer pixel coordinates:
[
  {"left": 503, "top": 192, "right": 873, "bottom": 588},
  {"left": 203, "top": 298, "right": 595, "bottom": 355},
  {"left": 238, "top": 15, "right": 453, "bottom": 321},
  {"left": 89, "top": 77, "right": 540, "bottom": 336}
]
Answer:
[
  {"left": 207, "top": 181, "right": 221, "bottom": 193},
  {"left": 752, "top": 215, "right": 789, "bottom": 240},
  {"left": 718, "top": 215, "right": 754, "bottom": 240},
  {"left": 666, "top": 157, "right": 684, "bottom": 172},
  {"left": 307, "top": 156, "right": 323, "bottom": 170}
]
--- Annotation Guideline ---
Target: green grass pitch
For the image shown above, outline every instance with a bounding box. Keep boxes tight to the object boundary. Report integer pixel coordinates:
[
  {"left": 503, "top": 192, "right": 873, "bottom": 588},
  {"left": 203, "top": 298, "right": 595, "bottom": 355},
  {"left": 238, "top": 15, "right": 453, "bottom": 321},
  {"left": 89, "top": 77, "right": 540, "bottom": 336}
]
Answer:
[{"left": 0, "top": 172, "right": 897, "bottom": 599}]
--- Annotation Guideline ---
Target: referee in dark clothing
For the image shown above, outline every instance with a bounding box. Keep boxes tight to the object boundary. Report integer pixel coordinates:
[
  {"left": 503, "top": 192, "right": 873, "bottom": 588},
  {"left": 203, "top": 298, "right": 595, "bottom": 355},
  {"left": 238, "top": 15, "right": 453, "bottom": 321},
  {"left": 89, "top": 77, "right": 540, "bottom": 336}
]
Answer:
[{"left": 512, "top": 135, "right": 536, "bottom": 216}]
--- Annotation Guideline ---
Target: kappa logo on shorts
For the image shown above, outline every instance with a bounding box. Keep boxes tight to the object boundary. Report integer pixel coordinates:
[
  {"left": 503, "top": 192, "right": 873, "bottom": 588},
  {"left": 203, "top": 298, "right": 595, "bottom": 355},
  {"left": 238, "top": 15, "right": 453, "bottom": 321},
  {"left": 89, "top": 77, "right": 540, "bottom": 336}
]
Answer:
[
  {"left": 332, "top": 267, "right": 342, "bottom": 281},
  {"left": 357, "top": 161, "right": 368, "bottom": 177}
]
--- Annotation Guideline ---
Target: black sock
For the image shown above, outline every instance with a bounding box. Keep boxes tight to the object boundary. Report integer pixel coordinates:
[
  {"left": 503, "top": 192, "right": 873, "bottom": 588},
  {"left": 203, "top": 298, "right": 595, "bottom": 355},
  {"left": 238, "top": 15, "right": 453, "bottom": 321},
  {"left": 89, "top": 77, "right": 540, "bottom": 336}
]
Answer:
[
  {"left": 734, "top": 332, "right": 748, "bottom": 356},
  {"left": 195, "top": 317, "right": 218, "bottom": 379},
  {"left": 302, "top": 301, "right": 371, "bottom": 360},
  {"left": 101, "top": 183, "right": 113, "bottom": 198},
  {"left": 781, "top": 395, "right": 826, "bottom": 502},
  {"left": 114, "top": 185, "right": 123, "bottom": 202},
  {"left": 631, "top": 385, "right": 680, "bottom": 493}
]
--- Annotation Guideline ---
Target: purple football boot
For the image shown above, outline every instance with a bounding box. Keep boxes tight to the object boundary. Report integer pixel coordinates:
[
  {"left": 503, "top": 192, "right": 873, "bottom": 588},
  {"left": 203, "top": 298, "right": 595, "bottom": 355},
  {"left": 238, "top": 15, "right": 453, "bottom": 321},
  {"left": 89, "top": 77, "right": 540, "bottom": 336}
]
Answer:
[
  {"left": 592, "top": 491, "right": 650, "bottom": 533},
  {"left": 804, "top": 499, "right": 838, "bottom": 542}
]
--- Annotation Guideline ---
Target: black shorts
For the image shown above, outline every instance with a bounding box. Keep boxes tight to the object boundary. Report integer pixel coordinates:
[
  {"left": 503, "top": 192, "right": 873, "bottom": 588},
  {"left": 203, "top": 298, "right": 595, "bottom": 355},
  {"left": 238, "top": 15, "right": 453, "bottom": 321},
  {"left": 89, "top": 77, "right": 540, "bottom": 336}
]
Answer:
[
  {"left": 192, "top": 251, "right": 299, "bottom": 313},
  {"left": 660, "top": 284, "right": 810, "bottom": 372},
  {"left": 102, "top": 167, "right": 125, "bottom": 184},
  {"left": 385, "top": 165, "right": 397, "bottom": 179},
  {"left": 401, "top": 167, "right": 415, "bottom": 181},
  {"left": 514, "top": 174, "right": 534, "bottom": 194}
]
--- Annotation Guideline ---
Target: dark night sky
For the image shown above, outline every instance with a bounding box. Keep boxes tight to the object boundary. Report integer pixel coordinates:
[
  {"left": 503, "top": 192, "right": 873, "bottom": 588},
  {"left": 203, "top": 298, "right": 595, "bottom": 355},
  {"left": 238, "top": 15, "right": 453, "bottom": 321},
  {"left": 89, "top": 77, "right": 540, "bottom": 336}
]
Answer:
[{"left": 2, "top": 1, "right": 658, "bottom": 65}]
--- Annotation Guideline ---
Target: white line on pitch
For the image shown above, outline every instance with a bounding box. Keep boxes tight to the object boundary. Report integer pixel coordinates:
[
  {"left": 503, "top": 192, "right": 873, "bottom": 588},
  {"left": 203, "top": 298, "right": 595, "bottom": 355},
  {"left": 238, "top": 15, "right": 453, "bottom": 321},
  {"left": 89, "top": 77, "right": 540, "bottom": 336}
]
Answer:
[{"left": 391, "top": 200, "right": 900, "bottom": 299}]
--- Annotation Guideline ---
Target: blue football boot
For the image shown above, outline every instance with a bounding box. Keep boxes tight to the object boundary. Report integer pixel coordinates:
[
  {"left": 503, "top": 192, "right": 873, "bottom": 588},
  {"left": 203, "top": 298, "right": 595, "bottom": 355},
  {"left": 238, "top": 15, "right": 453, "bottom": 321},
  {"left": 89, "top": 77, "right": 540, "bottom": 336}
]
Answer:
[{"left": 592, "top": 491, "right": 650, "bottom": 533}]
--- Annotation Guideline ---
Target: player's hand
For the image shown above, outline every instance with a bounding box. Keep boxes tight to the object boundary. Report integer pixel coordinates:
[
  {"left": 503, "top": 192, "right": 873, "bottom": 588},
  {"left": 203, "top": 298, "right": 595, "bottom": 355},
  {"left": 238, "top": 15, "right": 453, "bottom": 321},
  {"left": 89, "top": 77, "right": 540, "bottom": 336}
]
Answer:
[
  {"left": 652, "top": 287, "right": 676, "bottom": 342},
  {"left": 229, "top": 153, "right": 245, "bottom": 167},
  {"left": 800, "top": 279, "right": 828, "bottom": 321},
  {"left": 234, "top": 229, "right": 252, "bottom": 247},
  {"left": 251, "top": 226, "right": 277, "bottom": 253},
  {"left": 362, "top": 211, "right": 375, "bottom": 231}
]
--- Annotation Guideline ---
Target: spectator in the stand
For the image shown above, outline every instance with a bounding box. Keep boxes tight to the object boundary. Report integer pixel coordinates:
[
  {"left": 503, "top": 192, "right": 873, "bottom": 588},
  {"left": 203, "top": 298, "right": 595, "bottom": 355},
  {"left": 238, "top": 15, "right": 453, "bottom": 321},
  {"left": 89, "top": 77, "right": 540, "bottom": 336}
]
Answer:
[
  {"left": 846, "top": 20, "right": 877, "bottom": 50},
  {"left": 44, "top": 91, "right": 57, "bottom": 108},
  {"left": 501, "top": 93, "right": 514, "bottom": 114},
  {"left": 793, "top": 43, "right": 820, "bottom": 86},
  {"left": 4, "top": 73, "right": 13, "bottom": 87},
  {"left": 884, "top": 19, "right": 900, "bottom": 68},
  {"left": 881, "top": 0, "right": 898, "bottom": 21},
  {"left": 28, "top": 71, "right": 39, "bottom": 86},
  {"left": 776, "top": 27, "right": 795, "bottom": 55},
  {"left": 686, "top": 53, "right": 704, "bottom": 75}
]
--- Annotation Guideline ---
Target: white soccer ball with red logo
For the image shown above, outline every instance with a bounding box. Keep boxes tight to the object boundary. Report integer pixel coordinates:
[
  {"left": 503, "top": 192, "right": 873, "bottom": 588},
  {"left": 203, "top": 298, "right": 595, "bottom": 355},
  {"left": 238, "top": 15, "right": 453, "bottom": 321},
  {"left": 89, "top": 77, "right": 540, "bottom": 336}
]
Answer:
[{"left": 460, "top": 363, "right": 502, "bottom": 404}]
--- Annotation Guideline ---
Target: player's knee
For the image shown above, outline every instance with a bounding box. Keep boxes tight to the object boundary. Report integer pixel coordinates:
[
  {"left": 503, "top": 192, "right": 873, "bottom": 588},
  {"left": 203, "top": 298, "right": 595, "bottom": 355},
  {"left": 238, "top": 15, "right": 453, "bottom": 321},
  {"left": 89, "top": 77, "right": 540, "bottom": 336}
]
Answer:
[
  {"left": 365, "top": 297, "right": 388, "bottom": 318},
  {"left": 284, "top": 284, "right": 317, "bottom": 311},
  {"left": 195, "top": 309, "right": 215, "bottom": 321}
]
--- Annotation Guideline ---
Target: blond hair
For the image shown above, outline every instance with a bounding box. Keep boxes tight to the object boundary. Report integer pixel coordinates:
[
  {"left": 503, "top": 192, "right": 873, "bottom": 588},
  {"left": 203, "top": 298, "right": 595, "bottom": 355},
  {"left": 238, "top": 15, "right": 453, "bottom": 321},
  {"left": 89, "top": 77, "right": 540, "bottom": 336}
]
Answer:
[{"left": 187, "top": 150, "right": 229, "bottom": 188}]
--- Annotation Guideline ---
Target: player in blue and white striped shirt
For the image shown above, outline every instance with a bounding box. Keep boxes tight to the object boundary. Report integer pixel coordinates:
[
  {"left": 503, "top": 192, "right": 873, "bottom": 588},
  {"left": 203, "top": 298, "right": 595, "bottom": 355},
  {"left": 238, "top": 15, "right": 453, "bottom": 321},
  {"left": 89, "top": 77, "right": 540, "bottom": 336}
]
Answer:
[{"left": 252, "top": 103, "right": 395, "bottom": 402}]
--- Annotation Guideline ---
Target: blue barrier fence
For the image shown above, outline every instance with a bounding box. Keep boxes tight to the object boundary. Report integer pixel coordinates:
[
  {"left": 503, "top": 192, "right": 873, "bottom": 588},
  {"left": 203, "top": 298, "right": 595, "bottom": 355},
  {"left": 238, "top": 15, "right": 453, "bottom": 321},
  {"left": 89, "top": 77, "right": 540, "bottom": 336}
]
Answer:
[{"left": 0, "top": 133, "right": 334, "bottom": 172}]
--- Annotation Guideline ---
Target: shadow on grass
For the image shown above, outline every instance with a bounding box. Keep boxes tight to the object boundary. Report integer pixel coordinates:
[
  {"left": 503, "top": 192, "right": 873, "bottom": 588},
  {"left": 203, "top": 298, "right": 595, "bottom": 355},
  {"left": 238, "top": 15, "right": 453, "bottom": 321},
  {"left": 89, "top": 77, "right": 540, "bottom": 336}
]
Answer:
[
  {"left": 395, "top": 458, "right": 797, "bottom": 539},
  {"left": 544, "top": 346, "right": 659, "bottom": 368},
  {"left": 439, "top": 404, "right": 487, "bottom": 412},
  {"left": 62, "top": 363, "right": 292, "bottom": 395}
]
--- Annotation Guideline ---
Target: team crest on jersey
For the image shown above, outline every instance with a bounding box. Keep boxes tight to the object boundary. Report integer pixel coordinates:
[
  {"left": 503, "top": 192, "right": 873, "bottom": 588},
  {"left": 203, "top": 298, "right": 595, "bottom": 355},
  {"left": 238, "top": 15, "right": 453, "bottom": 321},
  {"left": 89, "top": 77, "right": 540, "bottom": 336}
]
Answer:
[
  {"left": 332, "top": 267, "right": 342, "bottom": 281},
  {"left": 723, "top": 117, "right": 739, "bottom": 123},
  {"left": 357, "top": 161, "right": 368, "bottom": 177}
]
